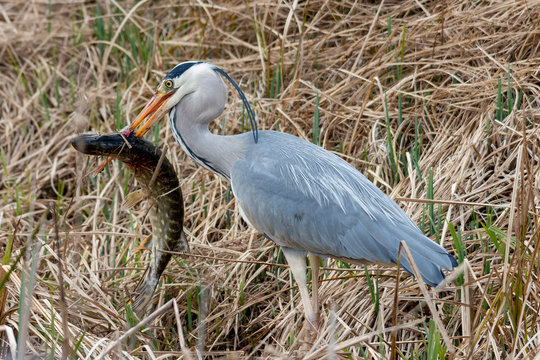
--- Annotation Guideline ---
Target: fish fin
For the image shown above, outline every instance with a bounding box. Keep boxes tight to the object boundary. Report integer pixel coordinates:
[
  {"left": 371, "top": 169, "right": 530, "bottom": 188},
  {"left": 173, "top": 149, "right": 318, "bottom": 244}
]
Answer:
[
  {"left": 131, "top": 272, "right": 159, "bottom": 316},
  {"left": 178, "top": 230, "right": 190, "bottom": 253},
  {"left": 92, "top": 157, "right": 112, "bottom": 176},
  {"left": 133, "top": 234, "right": 152, "bottom": 254},
  {"left": 123, "top": 189, "right": 146, "bottom": 209}
]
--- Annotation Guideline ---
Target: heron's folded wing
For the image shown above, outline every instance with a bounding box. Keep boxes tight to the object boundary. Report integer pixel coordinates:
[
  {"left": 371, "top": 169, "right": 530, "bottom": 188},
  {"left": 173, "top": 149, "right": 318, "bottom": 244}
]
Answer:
[{"left": 230, "top": 133, "right": 456, "bottom": 285}]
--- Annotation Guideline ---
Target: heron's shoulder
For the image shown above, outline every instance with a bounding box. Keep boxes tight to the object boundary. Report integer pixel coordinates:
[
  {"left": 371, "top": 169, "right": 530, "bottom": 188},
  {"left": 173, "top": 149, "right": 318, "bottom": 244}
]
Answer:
[
  {"left": 236, "top": 130, "right": 365, "bottom": 187},
  {"left": 236, "top": 130, "right": 344, "bottom": 182},
  {"left": 245, "top": 130, "right": 338, "bottom": 162}
]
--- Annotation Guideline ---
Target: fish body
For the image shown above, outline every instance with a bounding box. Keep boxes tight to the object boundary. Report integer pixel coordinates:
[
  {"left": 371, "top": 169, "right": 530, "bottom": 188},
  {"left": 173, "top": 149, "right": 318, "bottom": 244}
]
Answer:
[{"left": 71, "top": 133, "right": 188, "bottom": 313}]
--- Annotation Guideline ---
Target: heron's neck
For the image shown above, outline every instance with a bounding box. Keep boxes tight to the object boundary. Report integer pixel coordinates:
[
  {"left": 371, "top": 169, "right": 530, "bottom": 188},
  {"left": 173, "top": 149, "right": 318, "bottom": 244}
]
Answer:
[{"left": 170, "top": 108, "right": 248, "bottom": 180}]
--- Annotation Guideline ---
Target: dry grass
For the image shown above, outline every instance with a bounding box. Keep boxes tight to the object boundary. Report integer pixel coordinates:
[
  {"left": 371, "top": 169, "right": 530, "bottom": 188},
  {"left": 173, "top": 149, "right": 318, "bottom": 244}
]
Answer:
[{"left": 1, "top": 0, "right": 540, "bottom": 358}]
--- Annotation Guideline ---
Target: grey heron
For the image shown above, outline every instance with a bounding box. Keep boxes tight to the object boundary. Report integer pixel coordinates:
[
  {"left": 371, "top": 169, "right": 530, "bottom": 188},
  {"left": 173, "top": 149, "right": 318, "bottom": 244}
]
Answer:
[{"left": 123, "top": 61, "right": 457, "bottom": 331}]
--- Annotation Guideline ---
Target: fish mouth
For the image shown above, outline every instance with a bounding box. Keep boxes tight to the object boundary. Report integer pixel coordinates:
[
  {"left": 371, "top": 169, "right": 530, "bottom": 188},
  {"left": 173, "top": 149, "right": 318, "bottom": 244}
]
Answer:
[
  {"left": 72, "top": 133, "right": 164, "bottom": 172},
  {"left": 124, "top": 90, "right": 175, "bottom": 138},
  {"left": 71, "top": 133, "right": 132, "bottom": 157}
]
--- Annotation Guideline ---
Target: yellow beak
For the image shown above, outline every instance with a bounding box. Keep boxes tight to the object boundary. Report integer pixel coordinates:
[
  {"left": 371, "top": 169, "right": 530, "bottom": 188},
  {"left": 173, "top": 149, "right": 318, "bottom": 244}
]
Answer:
[{"left": 127, "top": 90, "right": 175, "bottom": 137}]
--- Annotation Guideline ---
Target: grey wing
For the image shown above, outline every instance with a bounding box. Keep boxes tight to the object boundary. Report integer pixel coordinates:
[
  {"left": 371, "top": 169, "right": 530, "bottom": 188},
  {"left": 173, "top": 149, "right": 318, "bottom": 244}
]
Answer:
[{"left": 230, "top": 134, "right": 456, "bottom": 286}]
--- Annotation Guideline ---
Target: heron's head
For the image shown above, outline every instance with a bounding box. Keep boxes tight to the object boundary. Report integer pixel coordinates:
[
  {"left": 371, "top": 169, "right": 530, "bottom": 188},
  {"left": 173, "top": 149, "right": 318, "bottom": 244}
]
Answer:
[{"left": 126, "top": 61, "right": 258, "bottom": 143}]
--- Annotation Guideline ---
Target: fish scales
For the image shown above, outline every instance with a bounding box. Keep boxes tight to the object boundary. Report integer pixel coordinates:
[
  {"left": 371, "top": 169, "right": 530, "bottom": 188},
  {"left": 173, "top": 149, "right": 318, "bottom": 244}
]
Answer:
[{"left": 71, "top": 133, "right": 188, "bottom": 314}]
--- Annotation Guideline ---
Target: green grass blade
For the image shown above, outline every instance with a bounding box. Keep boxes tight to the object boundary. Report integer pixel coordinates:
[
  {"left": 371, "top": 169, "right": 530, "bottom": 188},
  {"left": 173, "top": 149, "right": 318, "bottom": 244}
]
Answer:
[
  {"left": 426, "top": 319, "right": 442, "bottom": 360},
  {"left": 95, "top": 3, "right": 105, "bottom": 53},
  {"left": 384, "top": 93, "right": 398, "bottom": 183},
  {"left": 313, "top": 92, "right": 320, "bottom": 145}
]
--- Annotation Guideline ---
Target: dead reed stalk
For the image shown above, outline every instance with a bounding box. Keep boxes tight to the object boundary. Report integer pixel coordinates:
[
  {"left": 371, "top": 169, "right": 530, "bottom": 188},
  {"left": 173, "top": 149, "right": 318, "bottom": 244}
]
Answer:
[{"left": 0, "top": 0, "right": 539, "bottom": 358}]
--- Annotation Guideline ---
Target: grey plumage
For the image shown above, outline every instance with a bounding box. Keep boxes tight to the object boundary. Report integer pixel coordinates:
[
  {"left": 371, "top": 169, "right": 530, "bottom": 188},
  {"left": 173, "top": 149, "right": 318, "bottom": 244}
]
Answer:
[
  {"left": 125, "top": 61, "right": 457, "bottom": 330},
  {"left": 230, "top": 131, "right": 456, "bottom": 286}
]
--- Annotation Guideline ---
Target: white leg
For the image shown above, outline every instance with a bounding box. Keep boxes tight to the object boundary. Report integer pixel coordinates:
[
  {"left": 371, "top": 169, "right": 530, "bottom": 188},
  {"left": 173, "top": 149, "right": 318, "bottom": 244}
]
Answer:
[
  {"left": 281, "top": 247, "right": 317, "bottom": 328},
  {"left": 308, "top": 253, "right": 321, "bottom": 326}
]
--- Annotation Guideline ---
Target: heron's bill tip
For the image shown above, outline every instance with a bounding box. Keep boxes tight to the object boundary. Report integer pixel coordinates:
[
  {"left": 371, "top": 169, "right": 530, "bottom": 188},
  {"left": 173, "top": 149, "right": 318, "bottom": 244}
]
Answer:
[{"left": 128, "top": 90, "right": 174, "bottom": 137}]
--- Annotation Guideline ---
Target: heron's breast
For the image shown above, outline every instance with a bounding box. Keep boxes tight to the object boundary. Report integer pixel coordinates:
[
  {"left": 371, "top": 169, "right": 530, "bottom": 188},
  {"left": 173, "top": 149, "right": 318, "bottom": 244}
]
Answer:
[{"left": 230, "top": 182, "right": 256, "bottom": 229}]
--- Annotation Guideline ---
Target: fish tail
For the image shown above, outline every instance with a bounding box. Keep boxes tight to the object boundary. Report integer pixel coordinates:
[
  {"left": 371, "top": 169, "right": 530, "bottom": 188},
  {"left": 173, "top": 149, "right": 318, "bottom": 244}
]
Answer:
[
  {"left": 131, "top": 230, "right": 189, "bottom": 315},
  {"left": 131, "top": 272, "right": 159, "bottom": 315}
]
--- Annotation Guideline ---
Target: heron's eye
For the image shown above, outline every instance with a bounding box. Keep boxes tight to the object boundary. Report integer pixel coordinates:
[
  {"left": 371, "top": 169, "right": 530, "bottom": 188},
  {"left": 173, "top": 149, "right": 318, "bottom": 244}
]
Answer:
[{"left": 164, "top": 80, "right": 173, "bottom": 89}]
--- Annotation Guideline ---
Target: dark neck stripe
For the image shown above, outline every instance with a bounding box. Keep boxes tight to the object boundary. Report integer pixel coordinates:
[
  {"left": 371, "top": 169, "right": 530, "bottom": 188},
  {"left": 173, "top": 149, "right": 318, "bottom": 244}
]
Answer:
[{"left": 168, "top": 107, "right": 229, "bottom": 180}]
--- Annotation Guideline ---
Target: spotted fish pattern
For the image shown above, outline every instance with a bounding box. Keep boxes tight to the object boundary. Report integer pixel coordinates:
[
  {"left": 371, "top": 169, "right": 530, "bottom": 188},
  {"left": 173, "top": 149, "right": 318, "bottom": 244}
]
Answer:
[{"left": 71, "top": 132, "right": 188, "bottom": 314}]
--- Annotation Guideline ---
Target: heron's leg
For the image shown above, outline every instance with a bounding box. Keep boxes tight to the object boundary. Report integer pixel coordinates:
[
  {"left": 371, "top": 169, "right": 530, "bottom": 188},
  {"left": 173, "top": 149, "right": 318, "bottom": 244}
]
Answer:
[
  {"left": 281, "top": 247, "right": 317, "bottom": 328},
  {"left": 308, "top": 253, "right": 321, "bottom": 326}
]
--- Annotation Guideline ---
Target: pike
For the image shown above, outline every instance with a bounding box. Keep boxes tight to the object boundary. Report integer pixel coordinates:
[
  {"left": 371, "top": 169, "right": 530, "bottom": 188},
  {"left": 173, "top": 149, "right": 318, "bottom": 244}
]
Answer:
[{"left": 71, "top": 132, "right": 189, "bottom": 313}]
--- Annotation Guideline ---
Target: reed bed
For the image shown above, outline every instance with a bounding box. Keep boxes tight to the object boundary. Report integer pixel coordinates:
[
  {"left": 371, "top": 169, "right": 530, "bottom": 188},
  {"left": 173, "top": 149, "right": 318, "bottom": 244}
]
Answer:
[{"left": 1, "top": 0, "right": 539, "bottom": 358}]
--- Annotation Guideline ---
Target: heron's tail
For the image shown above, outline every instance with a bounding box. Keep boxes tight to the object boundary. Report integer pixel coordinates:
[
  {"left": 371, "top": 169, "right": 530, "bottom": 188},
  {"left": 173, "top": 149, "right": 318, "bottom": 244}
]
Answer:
[{"left": 398, "top": 229, "right": 458, "bottom": 286}]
